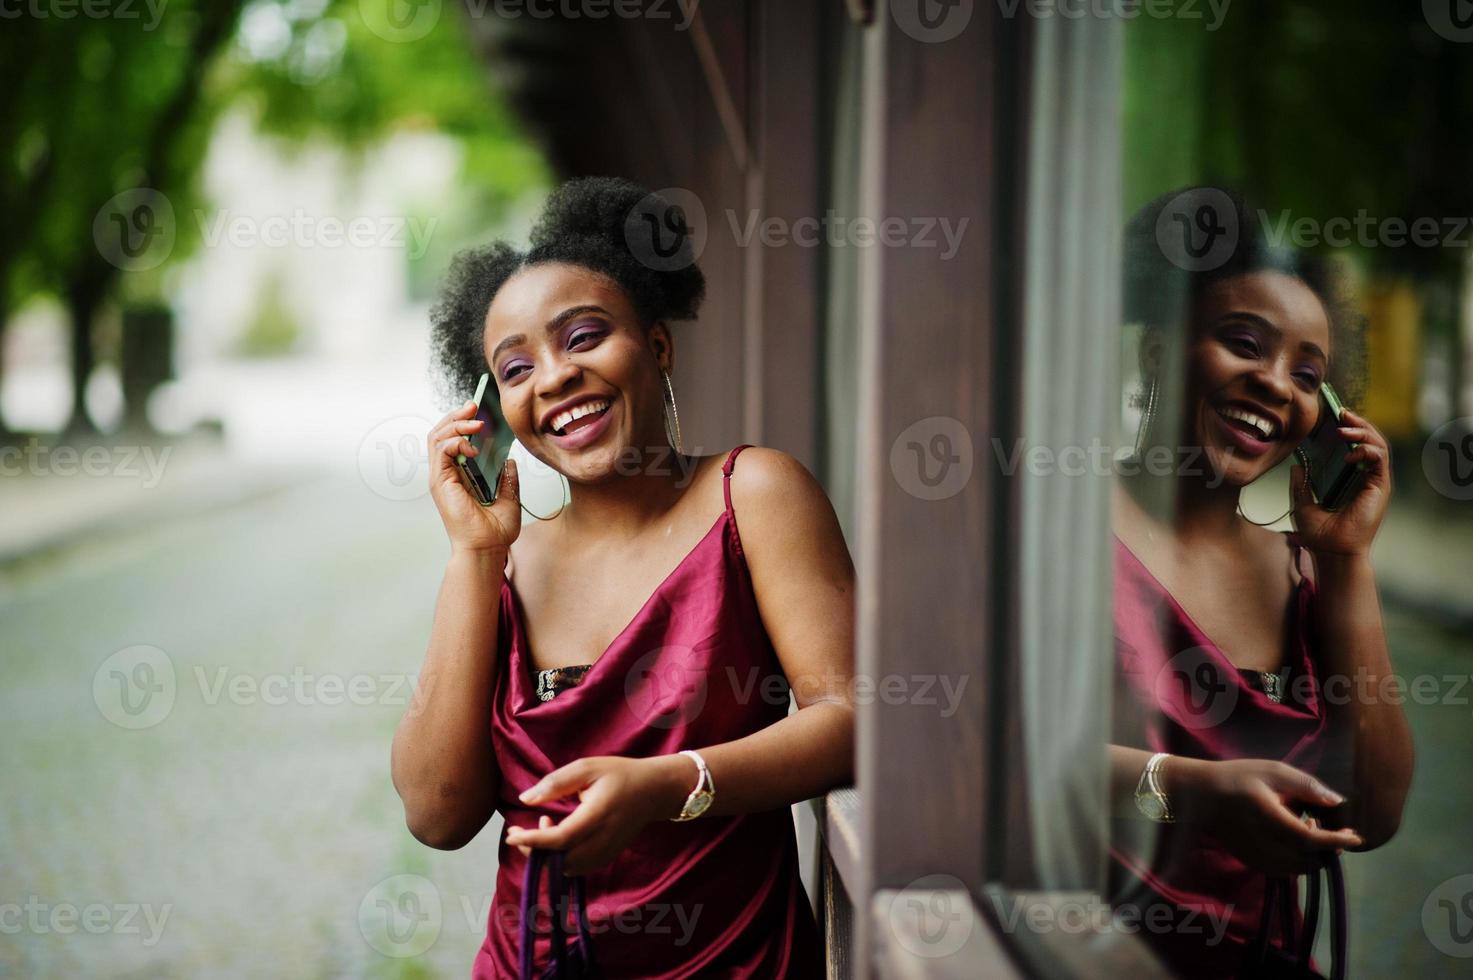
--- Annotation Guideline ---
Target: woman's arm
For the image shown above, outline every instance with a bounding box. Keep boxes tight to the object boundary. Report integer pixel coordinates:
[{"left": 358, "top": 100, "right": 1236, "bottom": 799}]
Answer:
[
  {"left": 1304, "top": 552, "right": 1413, "bottom": 847},
  {"left": 1107, "top": 745, "right": 1363, "bottom": 876},
  {"left": 391, "top": 404, "right": 524, "bottom": 850},
  {"left": 667, "top": 447, "right": 856, "bottom": 813},
  {"left": 1291, "top": 409, "right": 1415, "bottom": 849},
  {"left": 509, "top": 448, "right": 855, "bottom": 873},
  {"left": 391, "top": 548, "right": 508, "bottom": 849}
]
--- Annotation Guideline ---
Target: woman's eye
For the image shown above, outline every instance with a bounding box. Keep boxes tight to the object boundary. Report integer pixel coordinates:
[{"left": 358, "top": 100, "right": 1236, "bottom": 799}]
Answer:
[
  {"left": 500, "top": 363, "right": 529, "bottom": 382},
  {"left": 1294, "top": 370, "right": 1322, "bottom": 389},
  {"left": 1228, "top": 335, "right": 1260, "bottom": 356},
  {"left": 568, "top": 329, "right": 605, "bottom": 349}
]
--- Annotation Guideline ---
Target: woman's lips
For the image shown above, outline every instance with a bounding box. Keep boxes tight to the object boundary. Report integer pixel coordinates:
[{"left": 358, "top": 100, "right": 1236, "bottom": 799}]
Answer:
[
  {"left": 1211, "top": 407, "right": 1274, "bottom": 458},
  {"left": 546, "top": 400, "right": 614, "bottom": 451}
]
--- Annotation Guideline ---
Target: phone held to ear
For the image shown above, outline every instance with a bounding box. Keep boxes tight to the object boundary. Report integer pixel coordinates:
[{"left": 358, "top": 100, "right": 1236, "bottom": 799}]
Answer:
[
  {"left": 1294, "top": 382, "right": 1366, "bottom": 512},
  {"left": 455, "top": 373, "right": 508, "bottom": 506}
]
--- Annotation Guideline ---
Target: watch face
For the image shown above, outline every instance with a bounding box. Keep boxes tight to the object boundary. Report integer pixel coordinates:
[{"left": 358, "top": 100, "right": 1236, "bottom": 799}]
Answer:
[
  {"left": 686, "top": 792, "right": 713, "bottom": 818},
  {"left": 1138, "top": 794, "right": 1165, "bottom": 821}
]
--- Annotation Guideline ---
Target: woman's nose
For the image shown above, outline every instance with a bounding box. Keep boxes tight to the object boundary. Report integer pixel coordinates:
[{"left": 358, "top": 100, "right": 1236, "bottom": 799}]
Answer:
[
  {"left": 1249, "top": 359, "right": 1294, "bottom": 402},
  {"left": 535, "top": 356, "right": 581, "bottom": 396}
]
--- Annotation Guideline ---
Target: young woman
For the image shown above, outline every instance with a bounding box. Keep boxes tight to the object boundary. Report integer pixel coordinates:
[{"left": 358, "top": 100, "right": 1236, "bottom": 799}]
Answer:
[
  {"left": 390, "top": 177, "right": 854, "bottom": 978},
  {"left": 1107, "top": 189, "right": 1414, "bottom": 977}
]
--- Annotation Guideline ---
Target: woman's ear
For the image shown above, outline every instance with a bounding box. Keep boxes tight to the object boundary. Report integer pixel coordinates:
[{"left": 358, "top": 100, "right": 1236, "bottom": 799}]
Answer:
[{"left": 648, "top": 321, "right": 675, "bottom": 373}]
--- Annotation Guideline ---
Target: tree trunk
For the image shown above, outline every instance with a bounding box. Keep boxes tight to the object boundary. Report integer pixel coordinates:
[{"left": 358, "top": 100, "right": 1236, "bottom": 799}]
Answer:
[{"left": 64, "top": 272, "right": 108, "bottom": 436}]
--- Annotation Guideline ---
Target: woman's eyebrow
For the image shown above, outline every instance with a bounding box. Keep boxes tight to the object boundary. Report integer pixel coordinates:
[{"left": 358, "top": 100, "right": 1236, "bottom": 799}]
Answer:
[
  {"left": 489, "top": 305, "right": 612, "bottom": 362},
  {"left": 1219, "top": 311, "right": 1327, "bottom": 362},
  {"left": 1299, "top": 340, "right": 1328, "bottom": 362}
]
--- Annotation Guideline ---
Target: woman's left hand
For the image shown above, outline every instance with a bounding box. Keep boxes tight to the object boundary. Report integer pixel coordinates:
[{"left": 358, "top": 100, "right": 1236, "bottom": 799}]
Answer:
[
  {"left": 505, "top": 755, "right": 691, "bottom": 875},
  {"left": 1290, "top": 408, "right": 1392, "bottom": 558}
]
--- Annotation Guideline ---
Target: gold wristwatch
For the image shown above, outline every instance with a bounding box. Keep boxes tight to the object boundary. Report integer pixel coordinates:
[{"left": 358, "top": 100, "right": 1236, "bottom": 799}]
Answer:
[
  {"left": 672, "top": 749, "right": 715, "bottom": 821},
  {"left": 1134, "top": 751, "right": 1175, "bottom": 823}
]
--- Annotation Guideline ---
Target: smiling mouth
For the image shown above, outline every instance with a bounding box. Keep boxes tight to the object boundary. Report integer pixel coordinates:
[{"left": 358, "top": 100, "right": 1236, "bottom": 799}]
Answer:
[
  {"left": 547, "top": 398, "right": 611, "bottom": 436},
  {"left": 1216, "top": 404, "right": 1281, "bottom": 443}
]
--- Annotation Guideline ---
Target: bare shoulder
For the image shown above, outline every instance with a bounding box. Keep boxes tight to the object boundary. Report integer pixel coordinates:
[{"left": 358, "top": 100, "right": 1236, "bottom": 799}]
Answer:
[
  {"left": 726, "top": 446, "right": 848, "bottom": 563},
  {"left": 725, "top": 445, "right": 829, "bottom": 514}
]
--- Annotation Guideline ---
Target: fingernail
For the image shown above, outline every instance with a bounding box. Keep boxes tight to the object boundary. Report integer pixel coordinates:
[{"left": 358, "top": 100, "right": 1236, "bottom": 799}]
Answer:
[
  {"left": 519, "top": 784, "right": 541, "bottom": 803},
  {"left": 1315, "top": 782, "right": 1345, "bottom": 804}
]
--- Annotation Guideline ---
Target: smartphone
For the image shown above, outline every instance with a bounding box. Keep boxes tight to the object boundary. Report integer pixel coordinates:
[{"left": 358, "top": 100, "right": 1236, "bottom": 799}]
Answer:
[
  {"left": 455, "top": 373, "right": 508, "bottom": 506},
  {"left": 1295, "top": 382, "right": 1366, "bottom": 511}
]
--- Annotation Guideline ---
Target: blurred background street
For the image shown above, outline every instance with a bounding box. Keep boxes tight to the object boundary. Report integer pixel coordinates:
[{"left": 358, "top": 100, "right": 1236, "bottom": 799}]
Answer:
[{"left": 4, "top": 2, "right": 1473, "bottom": 978}]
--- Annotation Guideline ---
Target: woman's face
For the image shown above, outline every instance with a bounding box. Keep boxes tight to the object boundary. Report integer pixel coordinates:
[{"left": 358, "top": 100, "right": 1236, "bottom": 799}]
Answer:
[
  {"left": 483, "top": 262, "right": 671, "bottom": 484},
  {"left": 1176, "top": 270, "right": 1332, "bottom": 488}
]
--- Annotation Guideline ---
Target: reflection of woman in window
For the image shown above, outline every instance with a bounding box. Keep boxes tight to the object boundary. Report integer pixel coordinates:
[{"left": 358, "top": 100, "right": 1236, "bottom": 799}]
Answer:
[
  {"left": 1107, "top": 189, "right": 1413, "bottom": 977},
  {"left": 393, "top": 178, "right": 854, "bottom": 977}
]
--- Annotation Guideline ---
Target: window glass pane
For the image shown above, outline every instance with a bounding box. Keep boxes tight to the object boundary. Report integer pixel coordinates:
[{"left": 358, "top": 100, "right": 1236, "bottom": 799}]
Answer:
[{"left": 1111, "top": 7, "right": 1471, "bottom": 976}]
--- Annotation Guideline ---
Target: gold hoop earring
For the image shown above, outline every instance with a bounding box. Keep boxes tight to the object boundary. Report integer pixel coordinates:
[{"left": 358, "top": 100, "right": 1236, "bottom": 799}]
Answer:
[
  {"left": 1237, "top": 455, "right": 1310, "bottom": 528},
  {"left": 1134, "top": 376, "right": 1159, "bottom": 458},
  {"left": 661, "top": 368, "right": 683, "bottom": 455}
]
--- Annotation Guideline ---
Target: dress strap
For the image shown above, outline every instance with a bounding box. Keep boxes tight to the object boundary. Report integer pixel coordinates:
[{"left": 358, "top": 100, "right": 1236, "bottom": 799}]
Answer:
[
  {"left": 721, "top": 445, "right": 754, "bottom": 546},
  {"left": 1281, "top": 531, "right": 1309, "bottom": 584}
]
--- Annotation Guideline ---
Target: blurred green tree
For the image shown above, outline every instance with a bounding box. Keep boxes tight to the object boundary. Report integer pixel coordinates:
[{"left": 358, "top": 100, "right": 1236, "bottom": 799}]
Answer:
[
  {"left": 0, "top": 4, "right": 246, "bottom": 435},
  {"left": 0, "top": 0, "right": 547, "bottom": 435}
]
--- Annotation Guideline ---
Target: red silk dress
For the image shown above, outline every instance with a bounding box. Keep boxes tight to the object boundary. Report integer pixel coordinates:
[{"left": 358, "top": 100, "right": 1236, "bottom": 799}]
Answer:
[
  {"left": 472, "top": 445, "right": 823, "bottom": 978},
  {"left": 1109, "top": 534, "right": 1333, "bottom": 979}
]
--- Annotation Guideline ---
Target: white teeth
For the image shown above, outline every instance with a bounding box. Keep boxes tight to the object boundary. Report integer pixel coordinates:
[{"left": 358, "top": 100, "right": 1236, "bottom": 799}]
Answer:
[
  {"left": 1220, "top": 406, "right": 1276, "bottom": 440},
  {"left": 550, "top": 399, "right": 610, "bottom": 435}
]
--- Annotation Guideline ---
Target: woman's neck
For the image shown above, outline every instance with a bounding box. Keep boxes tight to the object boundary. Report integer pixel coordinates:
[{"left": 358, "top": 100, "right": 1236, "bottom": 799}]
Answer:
[
  {"left": 1121, "top": 452, "right": 1244, "bottom": 545},
  {"left": 560, "top": 451, "right": 695, "bottom": 541}
]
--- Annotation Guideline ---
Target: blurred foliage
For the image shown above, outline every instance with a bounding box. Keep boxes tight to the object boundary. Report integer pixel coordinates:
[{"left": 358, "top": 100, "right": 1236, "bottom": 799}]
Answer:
[
  {"left": 0, "top": 4, "right": 242, "bottom": 318},
  {"left": 0, "top": 0, "right": 548, "bottom": 428},
  {"left": 1124, "top": 0, "right": 1473, "bottom": 284},
  {"left": 221, "top": 0, "right": 548, "bottom": 221}
]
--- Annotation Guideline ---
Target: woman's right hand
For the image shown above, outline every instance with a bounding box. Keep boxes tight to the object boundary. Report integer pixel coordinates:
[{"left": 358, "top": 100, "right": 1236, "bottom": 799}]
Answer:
[
  {"left": 1168, "top": 757, "right": 1364, "bottom": 876},
  {"left": 427, "top": 400, "right": 522, "bottom": 556}
]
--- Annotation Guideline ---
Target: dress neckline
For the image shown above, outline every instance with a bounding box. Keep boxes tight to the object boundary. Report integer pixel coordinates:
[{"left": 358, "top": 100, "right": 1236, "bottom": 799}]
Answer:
[
  {"left": 1113, "top": 532, "right": 1307, "bottom": 683},
  {"left": 504, "top": 510, "right": 730, "bottom": 709}
]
